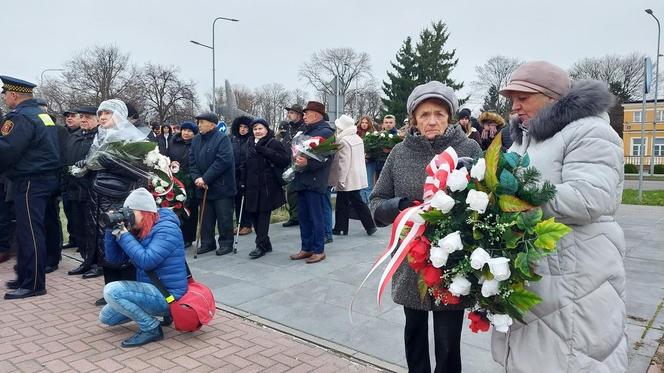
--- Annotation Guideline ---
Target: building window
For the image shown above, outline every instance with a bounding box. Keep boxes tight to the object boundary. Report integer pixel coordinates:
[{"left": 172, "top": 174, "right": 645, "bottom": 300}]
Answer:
[
  {"left": 655, "top": 138, "right": 664, "bottom": 156},
  {"left": 634, "top": 111, "right": 643, "bottom": 122},
  {"left": 632, "top": 138, "right": 647, "bottom": 156},
  {"left": 658, "top": 110, "right": 664, "bottom": 122}
]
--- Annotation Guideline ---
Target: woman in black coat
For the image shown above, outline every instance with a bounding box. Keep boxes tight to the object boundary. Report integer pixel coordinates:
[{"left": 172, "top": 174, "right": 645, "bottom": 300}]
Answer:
[
  {"left": 231, "top": 116, "right": 253, "bottom": 235},
  {"left": 240, "top": 119, "right": 290, "bottom": 259},
  {"left": 166, "top": 121, "right": 198, "bottom": 247}
]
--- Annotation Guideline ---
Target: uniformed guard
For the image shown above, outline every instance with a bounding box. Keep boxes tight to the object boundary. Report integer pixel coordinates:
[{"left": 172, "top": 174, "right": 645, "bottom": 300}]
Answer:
[{"left": 0, "top": 75, "right": 60, "bottom": 299}]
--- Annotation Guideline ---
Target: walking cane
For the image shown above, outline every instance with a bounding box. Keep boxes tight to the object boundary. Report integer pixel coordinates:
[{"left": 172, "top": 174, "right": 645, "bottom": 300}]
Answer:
[
  {"left": 233, "top": 194, "right": 245, "bottom": 254},
  {"left": 194, "top": 188, "right": 208, "bottom": 259}
]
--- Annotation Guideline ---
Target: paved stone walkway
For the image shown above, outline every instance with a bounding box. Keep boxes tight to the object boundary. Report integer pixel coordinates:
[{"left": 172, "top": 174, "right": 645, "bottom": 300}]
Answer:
[{"left": 0, "top": 257, "right": 381, "bottom": 373}]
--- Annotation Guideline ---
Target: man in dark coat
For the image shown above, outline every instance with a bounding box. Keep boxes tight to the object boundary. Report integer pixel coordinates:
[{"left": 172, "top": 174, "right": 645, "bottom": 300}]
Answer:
[
  {"left": 288, "top": 101, "right": 334, "bottom": 264},
  {"left": 240, "top": 119, "right": 290, "bottom": 259},
  {"left": 230, "top": 115, "right": 253, "bottom": 235},
  {"left": 0, "top": 76, "right": 60, "bottom": 299},
  {"left": 280, "top": 104, "right": 305, "bottom": 227},
  {"left": 60, "top": 109, "right": 81, "bottom": 249},
  {"left": 66, "top": 106, "right": 100, "bottom": 275},
  {"left": 190, "top": 112, "right": 236, "bottom": 256}
]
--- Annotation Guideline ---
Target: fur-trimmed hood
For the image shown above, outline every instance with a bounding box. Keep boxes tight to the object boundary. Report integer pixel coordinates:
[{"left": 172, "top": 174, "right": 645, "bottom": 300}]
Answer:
[{"left": 510, "top": 80, "right": 615, "bottom": 145}]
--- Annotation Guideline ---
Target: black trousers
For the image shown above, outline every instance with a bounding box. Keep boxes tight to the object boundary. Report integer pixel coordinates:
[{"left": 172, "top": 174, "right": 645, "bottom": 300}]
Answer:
[
  {"left": 403, "top": 307, "right": 464, "bottom": 373},
  {"left": 334, "top": 190, "right": 375, "bottom": 233},
  {"left": 12, "top": 177, "right": 58, "bottom": 291},
  {"left": 247, "top": 210, "right": 271, "bottom": 251},
  {"left": 200, "top": 197, "right": 234, "bottom": 251},
  {"left": 285, "top": 183, "right": 298, "bottom": 222},
  {"left": 0, "top": 183, "right": 15, "bottom": 253},
  {"left": 181, "top": 198, "right": 199, "bottom": 244},
  {"left": 44, "top": 194, "right": 63, "bottom": 267},
  {"left": 69, "top": 200, "right": 89, "bottom": 260}
]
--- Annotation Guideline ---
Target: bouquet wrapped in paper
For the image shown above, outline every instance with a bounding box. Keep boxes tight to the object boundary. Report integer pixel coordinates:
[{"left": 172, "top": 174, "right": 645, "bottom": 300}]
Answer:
[
  {"left": 282, "top": 135, "right": 339, "bottom": 182},
  {"left": 354, "top": 134, "right": 572, "bottom": 334}
]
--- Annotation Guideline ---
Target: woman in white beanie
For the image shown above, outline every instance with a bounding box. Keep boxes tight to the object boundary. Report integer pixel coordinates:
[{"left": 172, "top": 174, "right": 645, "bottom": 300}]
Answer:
[
  {"left": 328, "top": 114, "right": 377, "bottom": 236},
  {"left": 99, "top": 188, "right": 188, "bottom": 347}
]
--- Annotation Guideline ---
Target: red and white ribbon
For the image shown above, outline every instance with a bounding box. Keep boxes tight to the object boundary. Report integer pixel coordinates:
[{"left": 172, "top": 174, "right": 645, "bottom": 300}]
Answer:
[{"left": 350, "top": 147, "right": 459, "bottom": 318}]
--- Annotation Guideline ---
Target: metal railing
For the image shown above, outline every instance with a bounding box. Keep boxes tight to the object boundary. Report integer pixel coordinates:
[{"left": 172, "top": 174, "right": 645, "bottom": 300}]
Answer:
[{"left": 624, "top": 156, "right": 664, "bottom": 165}]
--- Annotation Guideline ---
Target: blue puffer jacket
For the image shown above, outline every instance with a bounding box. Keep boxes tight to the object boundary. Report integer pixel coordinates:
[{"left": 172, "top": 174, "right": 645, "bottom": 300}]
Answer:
[{"left": 104, "top": 208, "right": 188, "bottom": 300}]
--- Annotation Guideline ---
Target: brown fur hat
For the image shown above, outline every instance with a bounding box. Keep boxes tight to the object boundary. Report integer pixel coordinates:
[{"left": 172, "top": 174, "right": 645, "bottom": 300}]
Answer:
[{"left": 478, "top": 111, "right": 506, "bottom": 128}]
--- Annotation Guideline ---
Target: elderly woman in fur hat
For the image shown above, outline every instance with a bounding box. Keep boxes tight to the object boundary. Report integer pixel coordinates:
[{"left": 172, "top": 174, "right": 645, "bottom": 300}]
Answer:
[
  {"left": 478, "top": 111, "right": 506, "bottom": 150},
  {"left": 491, "top": 61, "right": 627, "bottom": 373}
]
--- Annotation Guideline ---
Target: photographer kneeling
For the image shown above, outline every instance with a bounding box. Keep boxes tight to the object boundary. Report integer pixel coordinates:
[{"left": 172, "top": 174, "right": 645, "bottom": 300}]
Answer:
[{"left": 98, "top": 188, "right": 188, "bottom": 347}]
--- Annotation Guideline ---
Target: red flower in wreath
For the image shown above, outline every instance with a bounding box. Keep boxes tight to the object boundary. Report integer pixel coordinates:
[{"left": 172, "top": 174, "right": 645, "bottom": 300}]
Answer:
[
  {"left": 407, "top": 236, "right": 430, "bottom": 273},
  {"left": 165, "top": 190, "right": 175, "bottom": 201},
  {"left": 468, "top": 311, "right": 490, "bottom": 333},
  {"left": 160, "top": 199, "right": 170, "bottom": 207},
  {"left": 174, "top": 202, "right": 183, "bottom": 209},
  {"left": 421, "top": 265, "right": 442, "bottom": 287},
  {"left": 441, "top": 289, "right": 461, "bottom": 305}
]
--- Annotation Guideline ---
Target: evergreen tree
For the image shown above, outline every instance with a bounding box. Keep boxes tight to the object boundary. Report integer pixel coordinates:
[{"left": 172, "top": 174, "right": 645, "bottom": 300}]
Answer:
[
  {"left": 381, "top": 36, "right": 417, "bottom": 126},
  {"left": 382, "top": 21, "right": 465, "bottom": 125},
  {"left": 481, "top": 85, "right": 511, "bottom": 120}
]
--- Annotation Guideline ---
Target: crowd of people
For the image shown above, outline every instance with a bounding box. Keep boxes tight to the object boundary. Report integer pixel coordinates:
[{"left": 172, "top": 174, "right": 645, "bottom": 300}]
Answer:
[{"left": 1, "top": 58, "right": 628, "bottom": 372}]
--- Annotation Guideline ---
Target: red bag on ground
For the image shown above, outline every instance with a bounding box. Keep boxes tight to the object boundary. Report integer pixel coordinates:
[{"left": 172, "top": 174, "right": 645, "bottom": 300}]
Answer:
[
  {"left": 147, "top": 263, "right": 216, "bottom": 332},
  {"left": 168, "top": 277, "right": 216, "bottom": 332}
]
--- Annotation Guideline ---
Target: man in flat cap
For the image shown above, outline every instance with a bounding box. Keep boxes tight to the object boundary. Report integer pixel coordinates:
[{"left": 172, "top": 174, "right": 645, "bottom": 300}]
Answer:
[
  {"left": 280, "top": 104, "right": 305, "bottom": 228},
  {"left": 190, "top": 111, "right": 236, "bottom": 256},
  {"left": 288, "top": 101, "right": 334, "bottom": 264},
  {"left": 66, "top": 106, "right": 102, "bottom": 277},
  {"left": 0, "top": 75, "right": 60, "bottom": 299}
]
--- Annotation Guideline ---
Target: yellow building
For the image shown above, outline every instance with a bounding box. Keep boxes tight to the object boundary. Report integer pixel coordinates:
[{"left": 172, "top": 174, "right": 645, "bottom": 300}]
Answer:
[{"left": 622, "top": 100, "right": 664, "bottom": 166}]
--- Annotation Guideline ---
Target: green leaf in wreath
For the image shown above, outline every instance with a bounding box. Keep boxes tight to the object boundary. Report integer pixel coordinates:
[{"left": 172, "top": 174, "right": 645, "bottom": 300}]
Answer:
[
  {"left": 498, "top": 195, "right": 534, "bottom": 212},
  {"left": 516, "top": 208, "right": 543, "bottom": 231},
  {"left": 418, "top": 276, "right": 428, "bottom": 302},
  {"left": 420, "top": 209, "right": 446, "bottom": 223},
  {"left": 520, "top": 153, "right": 530, "bottom": 168},
  {"left": 499, "top": 169, "right": 519, "bottom": 195},
  {"left": 508, "top": 287, "right": 542, "bottom": 314},
  {"left": 484, "top": 132, "right": 502, "bottom": 192},
  {"left": 514, "top": 252, "right": 542, "bottom": 281},
  {"left": 503, "top": 152, "right": 520, "bottom": 169},
  {"left": 534, "top": 218, "right": 572, "bottom": 251},
  {"left": 503, "top": 229, "right": 523, "bottom": 249}
]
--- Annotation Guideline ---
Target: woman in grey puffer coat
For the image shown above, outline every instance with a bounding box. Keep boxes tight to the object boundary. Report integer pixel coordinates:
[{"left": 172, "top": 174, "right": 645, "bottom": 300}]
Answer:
[
  {"left": 370, "top": 81, "right": 481, "bottom": 373},
  {"left": 493, "top": 61, "right": 627, "bottom": 373}
]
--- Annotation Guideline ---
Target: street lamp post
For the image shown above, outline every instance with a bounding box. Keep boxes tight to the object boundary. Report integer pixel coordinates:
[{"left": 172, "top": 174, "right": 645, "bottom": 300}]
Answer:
[
  {"left": 39, "top": 68, "right": 64, "bottom": 86},
  {"left": 646, "top": 9, "right": 661, "bottom": 174},
  {"left": 190, "top": 16, "right": 238, "bottom": 115}
]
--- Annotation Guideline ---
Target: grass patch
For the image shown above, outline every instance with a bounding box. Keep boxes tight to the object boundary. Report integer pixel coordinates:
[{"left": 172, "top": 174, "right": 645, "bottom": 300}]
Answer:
[{"left": 622, "top": 189, "right": 664, "bottom": 206}]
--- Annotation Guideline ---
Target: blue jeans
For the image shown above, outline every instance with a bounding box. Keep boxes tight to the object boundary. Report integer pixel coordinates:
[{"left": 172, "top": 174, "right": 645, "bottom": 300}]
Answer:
[
  {"left": 297, "top": 191, "right": 327, "bottom": 254},
  {"left": 361, "top": 161, "right": 376, "bottom": 203},
  {"left": 324, "top": 187, "right": 333, "bottom": 241},
  {"left": 99, "top": 281, "right": 170, "bottom": 331}
]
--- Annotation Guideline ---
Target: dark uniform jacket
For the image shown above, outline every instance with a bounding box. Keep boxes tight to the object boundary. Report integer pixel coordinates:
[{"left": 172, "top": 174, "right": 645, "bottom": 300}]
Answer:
[
  {"left": 290, "top": 120, "right": 334, "bottom": 194},
  {"left": 241, "top": 132, "right": 290, "bottom": 213},
  {"left": 0, "top": 99, "right": 60, "bottom": 179},
  {"left": 189, "top": 130, "right": 236, "bottom": 200},
  {"left": 65, "top": 127, "right": 97, "bottom": 201}
]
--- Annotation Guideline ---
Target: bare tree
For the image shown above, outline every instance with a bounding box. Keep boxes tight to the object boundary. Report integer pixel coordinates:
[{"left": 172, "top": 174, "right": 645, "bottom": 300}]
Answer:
[
  {"left": 253, "top": 83, "right": 292, "bottom": 128},
  {"left": 142, "top": 63, "right": 198, "bottom": 126},
  {"left": 233, "top": 84, "right": 256, "bottom": 114},
  {"left": 61, "top": 45, "right": 143, "bottom": 105},
  {"left": 471, "top": 56, "right": 523, "bottom": 110},
  {"left": 345, "top": 79, "right": 383, "bottom": 119},
  {"left": 299, "top": 47, "right": 373, "bottom": 97},
  {"left": 569, "top": 53, "right": 647, "bottom": 101}
]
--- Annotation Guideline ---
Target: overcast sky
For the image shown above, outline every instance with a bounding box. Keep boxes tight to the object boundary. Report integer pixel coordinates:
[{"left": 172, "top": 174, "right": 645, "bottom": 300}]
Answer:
[{"left": 4, "top": 0, "right": 662, "bottom": 111}]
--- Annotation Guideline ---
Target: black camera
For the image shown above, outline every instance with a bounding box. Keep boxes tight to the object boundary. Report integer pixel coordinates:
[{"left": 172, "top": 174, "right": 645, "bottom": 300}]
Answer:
[{"left": 99, "top": 207, "right": 135, "bottom": 229}]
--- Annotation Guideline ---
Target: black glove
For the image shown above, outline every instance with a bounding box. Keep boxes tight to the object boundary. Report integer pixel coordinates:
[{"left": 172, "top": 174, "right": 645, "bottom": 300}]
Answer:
[
  {"left": 75, "top": 160, "right": 86, "bottom": 168},
  {"left": 456, "top": 157, "right": 474, "bottom": 172},
  {"left": 240, "top": 184, "right": 246, "bottom": 193},
  {"left": 398, "top": 197, "right": 412, "bottom": 211}
]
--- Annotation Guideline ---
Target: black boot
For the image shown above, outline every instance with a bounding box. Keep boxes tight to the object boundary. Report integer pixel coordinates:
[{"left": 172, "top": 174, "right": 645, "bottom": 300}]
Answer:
[{"left": 248, "top": 248, "right": 265, "bottom": 259}]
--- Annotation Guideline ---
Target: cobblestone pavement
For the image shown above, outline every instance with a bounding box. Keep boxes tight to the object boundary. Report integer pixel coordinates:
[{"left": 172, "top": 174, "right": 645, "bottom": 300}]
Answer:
[{"left": 0, "top": 256, "right": 383, "bottom": 373}]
